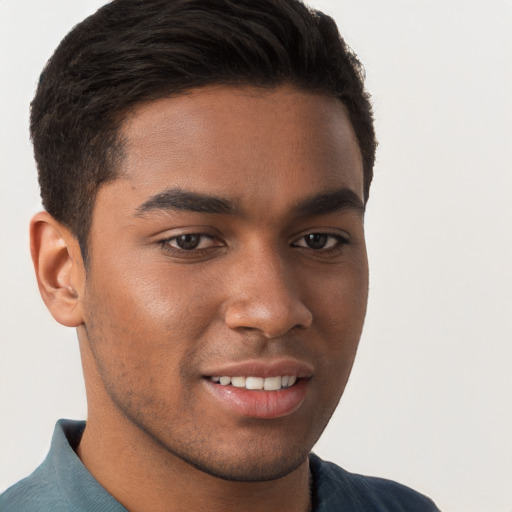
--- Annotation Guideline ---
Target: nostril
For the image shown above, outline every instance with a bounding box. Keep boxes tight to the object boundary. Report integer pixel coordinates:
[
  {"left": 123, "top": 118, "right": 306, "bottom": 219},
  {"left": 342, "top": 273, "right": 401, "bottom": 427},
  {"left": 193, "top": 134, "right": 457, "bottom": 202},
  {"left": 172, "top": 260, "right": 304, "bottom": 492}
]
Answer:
[{"left": 224, "top": 299, "right": 312, "bottom": 338}]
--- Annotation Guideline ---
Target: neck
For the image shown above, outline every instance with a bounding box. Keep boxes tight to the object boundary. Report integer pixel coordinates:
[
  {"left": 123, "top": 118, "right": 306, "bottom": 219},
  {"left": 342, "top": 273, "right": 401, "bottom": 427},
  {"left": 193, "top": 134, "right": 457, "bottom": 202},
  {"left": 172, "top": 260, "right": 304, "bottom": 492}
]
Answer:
[{"left": 77, "top": 412, "right": 312, "bottom": 512}]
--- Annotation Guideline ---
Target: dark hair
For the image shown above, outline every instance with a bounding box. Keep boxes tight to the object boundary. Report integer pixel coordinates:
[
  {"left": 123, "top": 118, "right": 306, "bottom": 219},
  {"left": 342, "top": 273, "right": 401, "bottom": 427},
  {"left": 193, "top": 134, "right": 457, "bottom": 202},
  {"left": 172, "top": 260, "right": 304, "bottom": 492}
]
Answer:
[{"left": 31, "top": 0, "right": 376, "bottom": 259}]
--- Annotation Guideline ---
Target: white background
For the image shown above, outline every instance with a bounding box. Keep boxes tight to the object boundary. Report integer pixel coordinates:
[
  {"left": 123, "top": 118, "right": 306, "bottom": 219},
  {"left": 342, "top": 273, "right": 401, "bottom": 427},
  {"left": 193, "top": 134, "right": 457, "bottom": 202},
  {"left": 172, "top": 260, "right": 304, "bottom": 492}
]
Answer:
[{"left": 0, "top": 1, "right": 511, "bottom": 511}]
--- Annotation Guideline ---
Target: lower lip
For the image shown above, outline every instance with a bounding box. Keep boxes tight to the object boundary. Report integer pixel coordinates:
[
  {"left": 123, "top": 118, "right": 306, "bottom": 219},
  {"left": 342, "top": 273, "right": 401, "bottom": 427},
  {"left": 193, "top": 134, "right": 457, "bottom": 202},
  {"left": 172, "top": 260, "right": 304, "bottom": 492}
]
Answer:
[{"left": 203, "top": 379, "right": 309, "bottom": 419}]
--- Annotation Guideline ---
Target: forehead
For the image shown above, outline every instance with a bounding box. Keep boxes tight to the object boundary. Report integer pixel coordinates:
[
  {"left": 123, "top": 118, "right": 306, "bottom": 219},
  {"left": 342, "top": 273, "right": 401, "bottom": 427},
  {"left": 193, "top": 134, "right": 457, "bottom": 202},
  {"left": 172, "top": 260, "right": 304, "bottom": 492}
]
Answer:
[{"left": 113, "top": 85, "right": 364, "bottom": 211}]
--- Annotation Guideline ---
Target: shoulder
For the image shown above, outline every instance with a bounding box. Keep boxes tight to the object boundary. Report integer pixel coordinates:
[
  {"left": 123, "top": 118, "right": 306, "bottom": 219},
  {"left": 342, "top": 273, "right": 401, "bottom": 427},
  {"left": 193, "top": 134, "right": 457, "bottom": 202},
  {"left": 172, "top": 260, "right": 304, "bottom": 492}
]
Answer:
[
  {"left": 0, "top": 420, "right": 84, "bottom": 512},
  {"left": 309, "top": 453, "right": 441, "bottom": 512},
  {"left": 0, "top": 463, "right": 69, "bottom": 512},
  {"left": 1, "top": 419, "right": 127, "bottom": 512}
]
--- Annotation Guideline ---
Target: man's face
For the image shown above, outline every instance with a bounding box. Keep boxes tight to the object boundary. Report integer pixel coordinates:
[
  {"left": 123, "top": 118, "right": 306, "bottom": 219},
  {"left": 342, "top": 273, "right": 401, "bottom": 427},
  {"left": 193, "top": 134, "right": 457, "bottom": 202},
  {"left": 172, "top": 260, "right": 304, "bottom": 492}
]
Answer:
[{"left": 79, "top": 85, "right": 368, "bottom": 481}]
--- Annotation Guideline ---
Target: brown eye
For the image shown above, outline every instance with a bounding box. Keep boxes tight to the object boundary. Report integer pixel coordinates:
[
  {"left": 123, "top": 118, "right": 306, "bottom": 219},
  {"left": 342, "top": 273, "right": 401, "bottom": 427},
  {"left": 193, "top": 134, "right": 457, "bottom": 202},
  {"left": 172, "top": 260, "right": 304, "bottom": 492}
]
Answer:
[
  {"left": 175, "top": 234, "right": 202, "bottom": 250},
  {"left": 293, "top": 233, "right": 347, "bottom": 250},
  {"left": 304, "top": 233, "right": 328, "bottom": 249},
  {"left": 160, "top": 232, "right": 224, "bottom": 254}
]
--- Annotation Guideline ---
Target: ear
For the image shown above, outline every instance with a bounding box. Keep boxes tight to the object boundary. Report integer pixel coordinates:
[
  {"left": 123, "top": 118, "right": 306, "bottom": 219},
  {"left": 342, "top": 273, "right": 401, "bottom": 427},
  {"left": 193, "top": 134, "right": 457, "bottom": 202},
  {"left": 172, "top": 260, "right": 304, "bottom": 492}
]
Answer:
[{"left": 30, "top": 211, "right": 86, "bottom": 327}]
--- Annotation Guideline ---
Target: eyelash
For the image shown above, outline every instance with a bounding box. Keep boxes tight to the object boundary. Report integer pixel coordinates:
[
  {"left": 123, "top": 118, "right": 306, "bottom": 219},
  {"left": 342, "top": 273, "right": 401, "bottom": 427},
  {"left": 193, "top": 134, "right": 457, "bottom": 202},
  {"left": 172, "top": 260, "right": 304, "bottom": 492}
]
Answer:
[
  {"left": 158, "top": 232, "right": 349, "bottom": 257},
  {"left": 291, "top": 233, "right": 349, "bottom": 254},
  {"left": 159, "top": 233, "right": 220, "bottom": 254}
]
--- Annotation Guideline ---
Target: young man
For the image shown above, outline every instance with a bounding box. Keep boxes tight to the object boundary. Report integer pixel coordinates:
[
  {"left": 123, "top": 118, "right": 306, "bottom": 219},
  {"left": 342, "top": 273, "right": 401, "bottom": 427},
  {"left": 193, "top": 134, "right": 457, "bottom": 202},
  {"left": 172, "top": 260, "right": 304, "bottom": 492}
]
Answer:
[{"left": 0, "top": 0, "right": 440, "bottom": 510}]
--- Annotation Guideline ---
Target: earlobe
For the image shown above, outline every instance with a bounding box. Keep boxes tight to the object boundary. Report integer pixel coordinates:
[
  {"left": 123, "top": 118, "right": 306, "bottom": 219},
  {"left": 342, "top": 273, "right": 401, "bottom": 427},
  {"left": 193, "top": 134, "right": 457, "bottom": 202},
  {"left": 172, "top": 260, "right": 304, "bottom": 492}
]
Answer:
[{"left": 30, "top": 211, "right": 85, "bottom": 327}]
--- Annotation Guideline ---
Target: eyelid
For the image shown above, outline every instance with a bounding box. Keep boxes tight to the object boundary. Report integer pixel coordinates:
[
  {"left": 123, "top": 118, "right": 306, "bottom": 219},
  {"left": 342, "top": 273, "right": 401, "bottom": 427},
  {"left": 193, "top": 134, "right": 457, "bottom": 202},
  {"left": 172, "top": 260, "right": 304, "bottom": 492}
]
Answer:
[
  {"left": 290, "top": 228, "right": 350, "bottom": 244},
  {"left": 292, "top": 233, "right": 348, "bottom": 248},
  {"left": 162, "top": 232, "right": 223, "bottom": 249}
]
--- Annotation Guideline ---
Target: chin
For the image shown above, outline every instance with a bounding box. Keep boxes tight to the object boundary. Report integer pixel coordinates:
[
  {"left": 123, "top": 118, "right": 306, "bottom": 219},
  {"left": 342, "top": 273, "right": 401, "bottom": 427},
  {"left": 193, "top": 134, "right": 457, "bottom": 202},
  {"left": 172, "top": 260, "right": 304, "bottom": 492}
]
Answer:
[{"left": 178, "top": 447, "right": 309, "bottom": 482}]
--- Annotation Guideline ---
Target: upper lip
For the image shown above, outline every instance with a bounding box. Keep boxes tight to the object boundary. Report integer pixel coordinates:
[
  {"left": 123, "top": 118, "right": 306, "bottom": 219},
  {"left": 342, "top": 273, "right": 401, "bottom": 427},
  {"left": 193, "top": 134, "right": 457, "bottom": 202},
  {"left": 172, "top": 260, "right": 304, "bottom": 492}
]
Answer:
[{"left": 203, "top": 358, "right": 314, "bottom": 379}]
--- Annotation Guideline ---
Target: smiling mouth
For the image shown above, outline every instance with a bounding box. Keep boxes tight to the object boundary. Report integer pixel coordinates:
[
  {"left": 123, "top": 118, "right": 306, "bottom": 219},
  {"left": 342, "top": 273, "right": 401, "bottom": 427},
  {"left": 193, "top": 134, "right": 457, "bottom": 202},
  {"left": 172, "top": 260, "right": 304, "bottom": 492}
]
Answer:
[
  {"left": 208, "top": 375, "right": 298, "bottom": 391},
  {"left": 203, "top": 364, "right": 310, "bottom": 418}
]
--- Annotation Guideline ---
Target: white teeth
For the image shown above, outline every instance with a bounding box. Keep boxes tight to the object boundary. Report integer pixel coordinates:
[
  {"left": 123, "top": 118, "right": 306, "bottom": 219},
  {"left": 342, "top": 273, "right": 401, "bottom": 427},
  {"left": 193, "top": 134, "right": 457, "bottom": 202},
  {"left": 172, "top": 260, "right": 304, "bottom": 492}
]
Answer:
[
  {"left": 211, "top": 375, "right": 298, "bottom": 390},
  {"left": 263, "top": 376, "right": 282, "bottom": 390},
  {"left": 246, "top": 376, "right": 264, "bottom": 390},
  {"left": 231, "top": 376, "right": 246, "bottom": 388}
]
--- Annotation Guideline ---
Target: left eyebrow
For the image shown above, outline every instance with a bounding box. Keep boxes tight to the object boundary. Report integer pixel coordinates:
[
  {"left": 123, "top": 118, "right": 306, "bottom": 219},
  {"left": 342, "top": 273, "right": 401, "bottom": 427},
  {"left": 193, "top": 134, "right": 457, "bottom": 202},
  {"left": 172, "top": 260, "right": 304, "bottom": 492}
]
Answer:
[
  {"left": 294, "top": 188, "right": 365, "bottom": 217},
  {"left": 135, "top": 188, "right": 235, "bottom": 216}
]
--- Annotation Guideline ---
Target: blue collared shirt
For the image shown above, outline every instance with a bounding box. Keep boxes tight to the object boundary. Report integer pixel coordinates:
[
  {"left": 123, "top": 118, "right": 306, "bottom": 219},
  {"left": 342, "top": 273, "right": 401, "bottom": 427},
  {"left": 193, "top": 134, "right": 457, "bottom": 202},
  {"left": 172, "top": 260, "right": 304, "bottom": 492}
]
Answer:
[{"left": 0, "top": 419, "right": 440, "bottom": 511}]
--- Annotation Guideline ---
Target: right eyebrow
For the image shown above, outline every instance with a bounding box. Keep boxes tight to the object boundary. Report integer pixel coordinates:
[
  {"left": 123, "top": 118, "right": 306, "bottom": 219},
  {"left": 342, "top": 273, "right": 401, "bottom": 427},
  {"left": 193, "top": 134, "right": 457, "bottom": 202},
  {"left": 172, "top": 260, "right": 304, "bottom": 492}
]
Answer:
[
  {"left": 134, "top": 188, "right": 235, "bottom": 217},
  {"left": 293, "top": 187, "right": 366, "bottom": 217}
]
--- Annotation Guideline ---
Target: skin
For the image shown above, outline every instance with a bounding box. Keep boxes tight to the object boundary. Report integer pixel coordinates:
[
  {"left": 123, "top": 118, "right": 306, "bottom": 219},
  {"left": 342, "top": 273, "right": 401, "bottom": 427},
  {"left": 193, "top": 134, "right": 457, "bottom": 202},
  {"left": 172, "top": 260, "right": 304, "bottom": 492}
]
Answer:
[{"left": 31, "top": 85, "right": 369, "bottom": 512}]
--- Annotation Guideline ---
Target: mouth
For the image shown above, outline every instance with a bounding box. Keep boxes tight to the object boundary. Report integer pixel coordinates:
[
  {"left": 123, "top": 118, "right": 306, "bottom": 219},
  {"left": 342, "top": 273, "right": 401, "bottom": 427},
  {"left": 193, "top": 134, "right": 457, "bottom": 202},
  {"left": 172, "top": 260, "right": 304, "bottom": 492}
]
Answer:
[
  {"left": 202, "top": 359, "right": 312, "bottom": 419},
  {"left": 208, "top": 375, "right": 297, "bottom": 391}
]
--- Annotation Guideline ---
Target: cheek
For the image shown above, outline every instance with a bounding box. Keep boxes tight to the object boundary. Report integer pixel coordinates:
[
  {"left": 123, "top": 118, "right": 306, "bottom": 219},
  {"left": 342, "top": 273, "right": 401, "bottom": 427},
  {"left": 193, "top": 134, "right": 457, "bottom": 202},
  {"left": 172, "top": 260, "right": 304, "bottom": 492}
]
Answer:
[
  {"left": 81, "top": 262, "right": 220, "bottom": 400},
  {"left": 87, "top": 256, "right": 220, "bottom": 341},
  {"left": 308, "top": 261, "right": 368, "bottom": 388},
  {"left": 309, "top": 259, "right": 369, "bottom": 331}
]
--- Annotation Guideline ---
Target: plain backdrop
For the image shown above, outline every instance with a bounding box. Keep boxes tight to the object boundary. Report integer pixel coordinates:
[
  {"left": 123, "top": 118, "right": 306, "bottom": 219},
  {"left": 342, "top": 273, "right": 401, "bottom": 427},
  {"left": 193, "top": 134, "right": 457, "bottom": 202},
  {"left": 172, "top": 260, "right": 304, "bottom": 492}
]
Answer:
[{"left": 1, "top": 1, "right": 511, "bottom": 511}]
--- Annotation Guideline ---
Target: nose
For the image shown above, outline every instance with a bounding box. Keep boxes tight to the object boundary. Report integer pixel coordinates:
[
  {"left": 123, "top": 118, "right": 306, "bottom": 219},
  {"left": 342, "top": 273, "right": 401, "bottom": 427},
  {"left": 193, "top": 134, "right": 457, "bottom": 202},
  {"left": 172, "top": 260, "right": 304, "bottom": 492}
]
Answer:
[{"left": 223, "top": 246, "right": 313, "bottom": 339}]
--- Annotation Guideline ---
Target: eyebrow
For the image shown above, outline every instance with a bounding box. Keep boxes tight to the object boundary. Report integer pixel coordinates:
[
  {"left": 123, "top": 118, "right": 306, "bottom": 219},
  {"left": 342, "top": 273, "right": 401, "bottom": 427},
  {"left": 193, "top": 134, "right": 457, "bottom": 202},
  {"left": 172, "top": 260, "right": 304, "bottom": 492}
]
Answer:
[
  {"left": 135, "top": 189, "right": 235, "bottom": 216},
  {"left": 293, "top": 188, "right": 365, "bottom": 217},
  {"left": 134, "top": 186, "right": 364, "bottom": 218}
]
